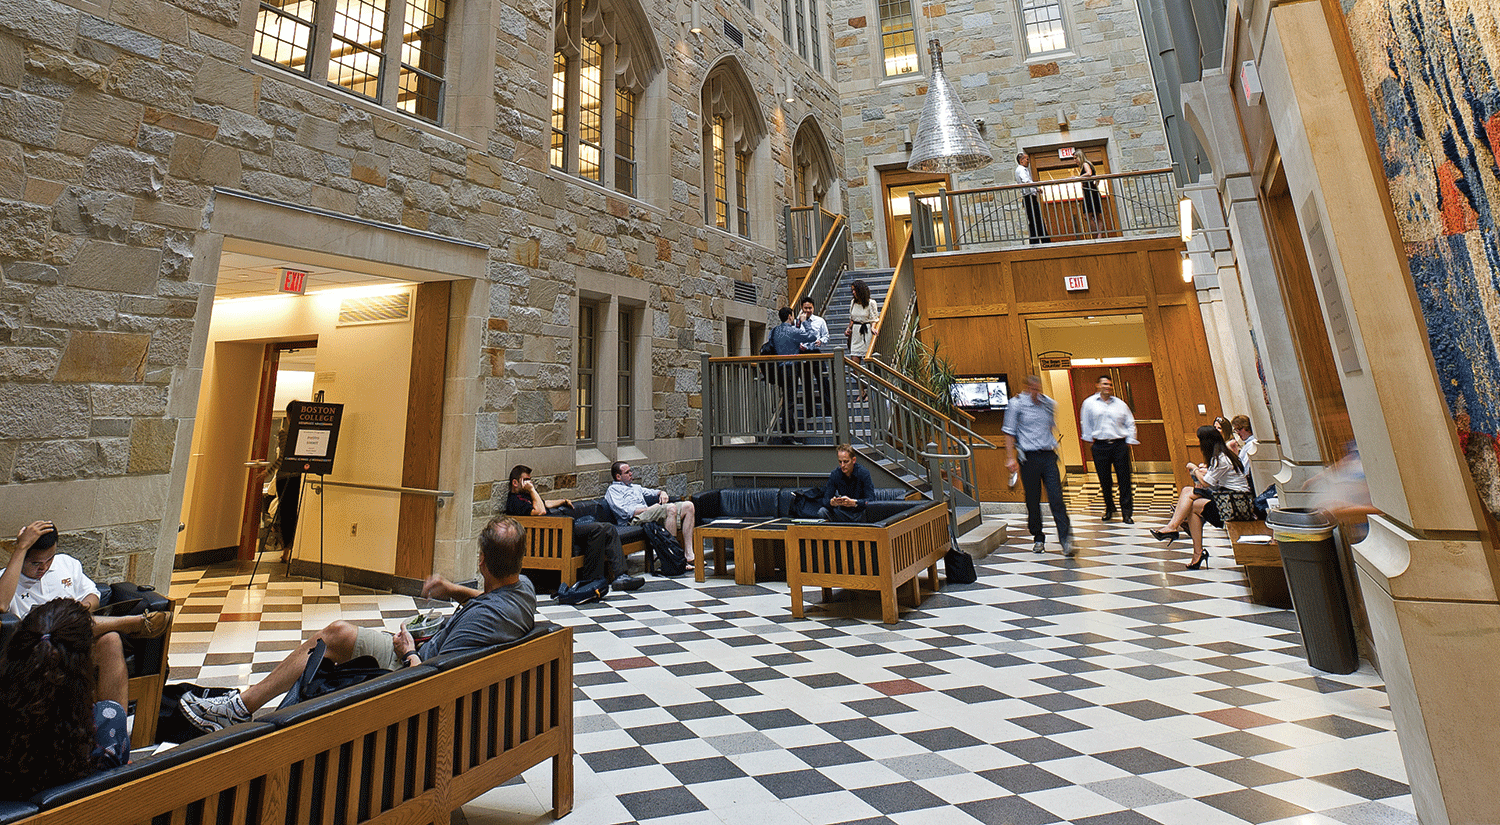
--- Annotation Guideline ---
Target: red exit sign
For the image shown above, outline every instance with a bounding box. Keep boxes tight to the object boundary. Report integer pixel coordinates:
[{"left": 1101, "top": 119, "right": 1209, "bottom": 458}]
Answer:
[
  {"left": 1064, "top": 275, "right": 1088, "bottom": 291},
  {"left": 279, "top": 268, "right": 308, "bottom": 294}
]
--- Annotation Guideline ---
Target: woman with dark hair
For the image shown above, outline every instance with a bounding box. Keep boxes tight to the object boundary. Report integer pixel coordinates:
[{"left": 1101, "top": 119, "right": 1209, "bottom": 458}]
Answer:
[
  {"left": 0, "top": 598, "right": 130, "bottom": 800},
  {"left": 1148, "top": 425, "right": 1250, "bottom": 569},
  {"left": 1075, "top": 150, "right": 1105, "bottom": 238},
  {"left": 845, "top": 279, "right": 879, "bottom": 401}
]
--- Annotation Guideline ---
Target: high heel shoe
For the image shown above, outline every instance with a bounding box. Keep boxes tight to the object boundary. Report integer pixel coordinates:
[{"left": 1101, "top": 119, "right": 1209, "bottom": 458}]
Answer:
[
  {"left": 1149, "top": 528, "right": 1180, "bottom": 544},
  {"left": 1186, "top": 548, "right": 1210, "bottom": 570}
]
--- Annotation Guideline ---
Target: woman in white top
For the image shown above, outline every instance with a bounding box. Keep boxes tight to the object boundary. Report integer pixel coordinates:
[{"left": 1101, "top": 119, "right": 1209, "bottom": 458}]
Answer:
[
  {"left": 1149, "top": 425, "right": 1250, "bottom": 569},
  {"left": 845, "top": 279, "right": 880, "bottom": 401}
]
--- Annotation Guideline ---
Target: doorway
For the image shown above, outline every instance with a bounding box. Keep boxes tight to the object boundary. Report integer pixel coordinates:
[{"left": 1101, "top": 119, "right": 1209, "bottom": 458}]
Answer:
[
  {"left": 237, "top": 341, "right": 318, "bottom": 561},
  {"left": 178, "top": 250, "right": 452, "bottom": 580},
  {"left": 879, "top": 166, "right": 949, "bottom": 266}
]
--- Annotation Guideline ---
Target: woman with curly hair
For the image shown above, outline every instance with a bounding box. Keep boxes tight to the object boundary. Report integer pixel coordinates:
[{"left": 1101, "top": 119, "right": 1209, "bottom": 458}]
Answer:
[{"left": 1, "top": 598, "right": 130, "bottom": 800}]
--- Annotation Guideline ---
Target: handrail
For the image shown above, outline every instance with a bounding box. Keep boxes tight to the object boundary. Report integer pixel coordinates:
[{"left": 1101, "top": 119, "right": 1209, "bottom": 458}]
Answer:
[
  {"left": 862, "top": 357, "right": 977, "bottom": 429},
  {"left": 310, "top": 479, "right": 456, "bottom": 504},
  {"left": 865, "top": 230, "right": 912, "bottom": 361},
  {"left": 918, "top": 444, "right": 973, "bottom": 460},
  {"left": 789, "top": 213, "right": 847, "bottom": 310},
  {"left": 938, "top": 166, "right": 1175, "bottom": 199},
  {"left": 911, "top": 167, "right": 1181, "bottom": 253}
]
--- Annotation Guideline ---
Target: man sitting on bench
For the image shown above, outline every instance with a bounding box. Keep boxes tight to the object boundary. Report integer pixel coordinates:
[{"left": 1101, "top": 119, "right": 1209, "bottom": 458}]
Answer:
[
  {"left": 506, "top": 464, "right": 642, "bottom": 591},
  {"left": 605, "top": 461, "right": 696, "bottom": 562},
  {"left": 178, "top": 516, "right": 536, "bottom": 733}
]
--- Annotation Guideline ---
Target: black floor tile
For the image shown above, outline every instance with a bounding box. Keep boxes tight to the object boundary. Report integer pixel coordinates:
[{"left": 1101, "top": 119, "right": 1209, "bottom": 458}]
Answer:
[
  {"left": 850, "top": 782, "right": 947, "bottom": 814},
  {"left": 616, "top": 785, "right": 707, "bottom": 820},
  {"left": 751, "top": 768, "right": 844, "bottom": 799},
  {"left": 958, "top": 795, "right": 1065, "bottom": 825},
  {"left": 1313, "top": 768, "right": 1410, "bottom": 799},
  {"left": 979, "top": 764, "right": 1070, "bottom": 793}
]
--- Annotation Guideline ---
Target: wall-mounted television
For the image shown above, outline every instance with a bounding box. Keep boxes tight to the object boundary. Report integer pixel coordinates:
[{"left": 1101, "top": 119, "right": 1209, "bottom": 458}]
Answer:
[{"left": 949, "top": 375, "right": 1008, "bottom": 411}]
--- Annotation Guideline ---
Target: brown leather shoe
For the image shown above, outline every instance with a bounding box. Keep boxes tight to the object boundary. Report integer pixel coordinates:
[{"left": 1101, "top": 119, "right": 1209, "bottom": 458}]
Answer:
[{"left": 135, "top": 610, "right": 170, "bottom": 639}]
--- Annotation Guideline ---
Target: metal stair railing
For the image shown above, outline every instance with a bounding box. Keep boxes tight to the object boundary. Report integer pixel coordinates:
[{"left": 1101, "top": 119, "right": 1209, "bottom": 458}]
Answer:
[
  {"left": 864, "top": 230, "right": 916, "bottom": 364},
  {"left": 845, "top": 359, "right": 998, "bottom": 510},
  {"left": 787, "top": 210, "right": 849, "bottom": 317}
]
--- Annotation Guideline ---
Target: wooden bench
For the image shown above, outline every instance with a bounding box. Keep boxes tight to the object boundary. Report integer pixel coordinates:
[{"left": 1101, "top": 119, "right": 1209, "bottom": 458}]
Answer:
[
  {"left": 5, "top": 626, "right": 574, "bottom": 825},
  {"left": 1227, "top": 520, "right": 1292, "bottom": 608},
  {"left": 783, "top": 501, "right": 952, "bottom": 623}
]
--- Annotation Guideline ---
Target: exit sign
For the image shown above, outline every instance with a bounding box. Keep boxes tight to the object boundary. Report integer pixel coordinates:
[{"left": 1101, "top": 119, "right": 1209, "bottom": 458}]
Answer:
[
  {"left": 279, "top": 268, "right": 308, "bottom": 294},
  {"left": 1064, "top": 275, "right": 1088, "bottom": 291}
]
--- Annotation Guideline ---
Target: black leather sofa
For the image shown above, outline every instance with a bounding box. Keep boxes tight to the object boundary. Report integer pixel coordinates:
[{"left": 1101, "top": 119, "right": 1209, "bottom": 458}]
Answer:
[{"left": 691, "top": 486, "right": 923, "bottom": 526}]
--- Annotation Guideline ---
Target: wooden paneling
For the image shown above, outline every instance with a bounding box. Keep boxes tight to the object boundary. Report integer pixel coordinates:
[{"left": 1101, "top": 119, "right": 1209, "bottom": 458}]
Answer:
[
  {"left": 913, "top": 236, "right": 1217, "bottom": 499},
  {"left": 396, "top": 281, "right": 451, "bottom": 580}
]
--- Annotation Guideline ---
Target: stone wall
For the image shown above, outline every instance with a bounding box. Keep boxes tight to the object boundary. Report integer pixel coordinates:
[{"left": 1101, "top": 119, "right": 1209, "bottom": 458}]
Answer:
[
  {"left": 828, "top": 0, "right": 1171, "bottom": 268},
  {"left": 0, "top": 0, "right": 842, "bottom": 585}
]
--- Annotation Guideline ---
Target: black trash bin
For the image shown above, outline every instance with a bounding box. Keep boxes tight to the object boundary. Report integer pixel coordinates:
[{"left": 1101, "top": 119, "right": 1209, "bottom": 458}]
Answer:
[{"left": 1268, "top": 508, "right": 1358, "bottom": 674}]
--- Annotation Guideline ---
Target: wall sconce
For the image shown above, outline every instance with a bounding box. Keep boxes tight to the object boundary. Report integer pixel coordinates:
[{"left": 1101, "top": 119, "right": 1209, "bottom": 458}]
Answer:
[
  {"left": 1180, "top": 251, "right": 1193, "bottom": 283},
  {"left": 685, "top": 1, "right": 703, "bottom": 34},
  {"left": 1179, "top": 196, "right": 1193, "bottom": 243},
  {"left": 1058, "top": 108, "right": 1069, "bottom": 129},
  {"left": 973, "top": 117, "right": 986, "bottom": 132},
  {"left": 784, "top": 77, "right": 796, "bottom": 104},
  {"left": 901, "top": 125, "right": 912, "bottom": 151}
]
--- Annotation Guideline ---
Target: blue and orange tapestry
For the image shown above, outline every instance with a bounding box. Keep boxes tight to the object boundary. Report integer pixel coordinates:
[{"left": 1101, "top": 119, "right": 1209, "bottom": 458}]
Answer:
[{"left": 1347, "top": 0, "right": 1500, "bottom": 517}]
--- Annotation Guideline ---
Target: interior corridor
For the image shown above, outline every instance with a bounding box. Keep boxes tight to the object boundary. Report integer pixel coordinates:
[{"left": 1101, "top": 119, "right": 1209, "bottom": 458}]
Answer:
[{"left": 165, "top": 493, "right": 1413, "bottom": 825}]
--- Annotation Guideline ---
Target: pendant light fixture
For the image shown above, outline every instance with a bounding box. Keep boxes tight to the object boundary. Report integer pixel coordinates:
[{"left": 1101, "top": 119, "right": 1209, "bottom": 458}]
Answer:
[{"left": 907, "top": 36, "right": 993, "bottom": 173}]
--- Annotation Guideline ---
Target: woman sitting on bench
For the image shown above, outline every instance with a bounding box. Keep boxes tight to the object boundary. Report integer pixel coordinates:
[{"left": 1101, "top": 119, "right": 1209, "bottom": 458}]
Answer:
[
  {"left": 1148, "top": 425, "right": 1250, "bottom": 570},
  {"left": 0, "top": 598, "right": 131, "bottom": 799}
]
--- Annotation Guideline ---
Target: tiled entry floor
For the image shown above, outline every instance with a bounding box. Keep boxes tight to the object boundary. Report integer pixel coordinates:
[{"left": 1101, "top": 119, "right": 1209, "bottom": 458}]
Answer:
[{"left": 168, "top": 511, "right": 1416, "bottom": 825}]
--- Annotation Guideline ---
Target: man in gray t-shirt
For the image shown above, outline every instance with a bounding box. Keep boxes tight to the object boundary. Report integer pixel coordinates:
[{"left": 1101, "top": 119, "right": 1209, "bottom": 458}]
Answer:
[{"left": 180, "top": 517, "right": 537, "bottom": 733}]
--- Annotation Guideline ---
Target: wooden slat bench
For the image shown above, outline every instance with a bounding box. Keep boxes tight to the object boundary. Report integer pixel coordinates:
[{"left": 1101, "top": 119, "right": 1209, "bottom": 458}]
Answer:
[
  {"left": 783, "top": 501, "right": 952, "bottom": 623},
  {"left": 7, "top": 625, "right": 574, "bottom": 825},
  {"left": 1227, "top": 520, "right": 1292, "bottom": 608}
]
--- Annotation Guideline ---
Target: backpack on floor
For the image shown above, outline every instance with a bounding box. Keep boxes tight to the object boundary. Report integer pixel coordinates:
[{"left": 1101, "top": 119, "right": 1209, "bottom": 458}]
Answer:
[
  {"left": 556, "top": 577, "right": 611, "bottom": 605},
  {"left": 642, "top": 522, "right": 688, "bottom": 577},
  {"left": 944, "top": 548, "right": 977, "bottom": 585}
]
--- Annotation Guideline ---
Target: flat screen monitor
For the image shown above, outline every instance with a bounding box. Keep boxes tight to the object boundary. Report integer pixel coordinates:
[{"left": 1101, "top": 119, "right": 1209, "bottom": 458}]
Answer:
[{"left": 949, "top": 375, "right": 1008, "bottom": 411}]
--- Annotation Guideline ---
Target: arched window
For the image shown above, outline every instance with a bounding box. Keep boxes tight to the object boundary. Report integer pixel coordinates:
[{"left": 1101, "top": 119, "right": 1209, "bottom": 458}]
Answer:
[
  {"left": 551, "top": 0, "right": 662, "bottom": 197},
  {"left": 791, "top": 116, "right": 837, "bottom": 209},
  {"left": 701, "top": 58, "right": 766, "bottom": 238}
]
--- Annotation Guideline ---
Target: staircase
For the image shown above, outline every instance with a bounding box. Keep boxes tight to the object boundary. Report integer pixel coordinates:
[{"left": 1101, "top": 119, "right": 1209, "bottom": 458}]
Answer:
[{"left": 818, "top": 268, "right": 895, "bottom": 357}]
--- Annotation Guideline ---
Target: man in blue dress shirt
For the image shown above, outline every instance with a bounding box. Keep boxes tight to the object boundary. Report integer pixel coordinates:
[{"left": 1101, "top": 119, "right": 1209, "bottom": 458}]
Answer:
[{"left": 1003, "top": 375, "right": 1074, "bottom": 556}]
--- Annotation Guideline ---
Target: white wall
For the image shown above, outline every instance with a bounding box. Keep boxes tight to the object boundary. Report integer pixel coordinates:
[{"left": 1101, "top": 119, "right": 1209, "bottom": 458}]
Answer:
[{"left": 177, "top": 287, "right": 415, "bottom": 575}]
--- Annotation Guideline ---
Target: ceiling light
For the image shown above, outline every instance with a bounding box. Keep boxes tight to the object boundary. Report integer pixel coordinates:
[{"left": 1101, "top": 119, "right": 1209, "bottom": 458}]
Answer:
[{"left": 907, "top": 38, "right": 993, "bottom": 173}]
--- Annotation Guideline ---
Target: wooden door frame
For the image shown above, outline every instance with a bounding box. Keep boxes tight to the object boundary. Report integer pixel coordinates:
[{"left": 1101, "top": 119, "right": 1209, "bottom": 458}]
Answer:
[
  {"left": 878, "top": 166, "right": 949, "bottom": 267},
  {"left": 238, "top": 338, "right": 318, "bottom": 561}
]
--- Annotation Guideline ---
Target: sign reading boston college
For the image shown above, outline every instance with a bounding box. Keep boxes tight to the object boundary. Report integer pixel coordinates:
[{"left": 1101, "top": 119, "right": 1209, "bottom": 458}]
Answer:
[{"left": 285, "top": 400, "right": 344, "bottom": 475}]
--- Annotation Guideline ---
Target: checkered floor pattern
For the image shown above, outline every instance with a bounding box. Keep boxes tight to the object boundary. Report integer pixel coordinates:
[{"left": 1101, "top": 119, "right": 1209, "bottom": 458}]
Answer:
[{"left": 167, "top": 504, "right": 1415, "bottom": 825}]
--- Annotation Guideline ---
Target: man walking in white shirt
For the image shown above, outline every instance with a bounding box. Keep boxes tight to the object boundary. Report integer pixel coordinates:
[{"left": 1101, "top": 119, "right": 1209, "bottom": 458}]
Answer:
[
  {"left": 1079, "top": 375, "right": 1137, "bottom": 523},
  {"left": 798, "top": 298, "right": 829, "bottom": 352}
]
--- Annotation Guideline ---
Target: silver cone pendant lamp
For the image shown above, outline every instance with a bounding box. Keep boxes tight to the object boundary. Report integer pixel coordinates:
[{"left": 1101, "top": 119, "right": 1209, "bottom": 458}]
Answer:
[{"left": 907, "top": 38, "right": 993, "bottom": 173}]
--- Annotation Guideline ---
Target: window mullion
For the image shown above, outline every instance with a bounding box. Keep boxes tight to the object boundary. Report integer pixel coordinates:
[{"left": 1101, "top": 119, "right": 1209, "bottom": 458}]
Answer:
[
  {"left": 311, "top": 0, "right": 338, "bottom": 81},
  {"left": 379, "top": 0, "right": 405, "bottom": 106},
  {"left": 601, "top": 44, "right": 618, "bottom": 189}
]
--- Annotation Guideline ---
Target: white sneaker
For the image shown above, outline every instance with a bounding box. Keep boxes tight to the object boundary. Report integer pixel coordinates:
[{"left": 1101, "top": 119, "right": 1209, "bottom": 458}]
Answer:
[
  {"left": 180, "top": 689, "right": 251, "bottom": 733},
  {"left": 1062, "top": 537, "right": 1076, "bottom": 557}
]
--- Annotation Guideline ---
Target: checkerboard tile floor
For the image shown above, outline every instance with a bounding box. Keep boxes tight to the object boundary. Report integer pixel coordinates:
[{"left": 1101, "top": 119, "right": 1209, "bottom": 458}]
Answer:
[{"left": 167, "top": 502, "right": 1415, "bottom": 825}]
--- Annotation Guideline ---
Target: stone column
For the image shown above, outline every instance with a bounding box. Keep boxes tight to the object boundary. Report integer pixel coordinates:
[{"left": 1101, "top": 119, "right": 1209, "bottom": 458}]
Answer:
[{"left": 1249, "top": 0, "right": 1500, "bottom": 821}]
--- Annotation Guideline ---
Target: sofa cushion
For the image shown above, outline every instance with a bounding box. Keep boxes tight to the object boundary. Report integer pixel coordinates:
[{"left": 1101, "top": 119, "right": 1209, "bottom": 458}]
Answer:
[
  {"left": 717, "top": 487, "right": 785, "bottom": 518},
  {"left": 421, "top": 622, "right": 561, "bottom": 672},
  {"left": 259, "top": 665, "right": 437, "bottom": 728},
  {"left": 29, "top": 722, "right": 273, "bottom": 808},
  {"left": 0, "top": 802, "right": 38, "bottom": 823}
]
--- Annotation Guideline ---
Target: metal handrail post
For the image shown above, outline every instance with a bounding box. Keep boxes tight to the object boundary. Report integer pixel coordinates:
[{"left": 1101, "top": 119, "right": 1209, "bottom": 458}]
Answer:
[
  {"left": 831, "top": 350, "right": 851, "bottom": 448},
  {"left": 701, "top": 353, "right": 715, "bottom": 485}
]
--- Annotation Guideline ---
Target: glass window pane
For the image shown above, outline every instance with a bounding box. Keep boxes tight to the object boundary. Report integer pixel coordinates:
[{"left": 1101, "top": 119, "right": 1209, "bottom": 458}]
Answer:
[
  {"left": 712, "top": 116, "right": 728, "bottom": 229},
  {"left": 618, "top": 310, "right": 633, "bottom": 442},
  {"left": 878, "top": 0, "right": 918, "bottom": 76},
  {"left": 329, "top": 0, "right": 388, "bottom": 100},
  {"left": 579, "top": 39, "right": 602, "bottom": 181},
  {"left": 397, "top": 0, "right": 447, "bottom": 122},
  {"left": 254, "top": 1, "right": 317, "bottom": 73},
  {"left": 577, "top": 303, "right": 596, "bottom": 443},
  {"left": 614, "top": 87, "right": 636, "bottom": 197},
  {"left": 1020, "top": 0, "right": 1067, "bottom": 55},
  {"left": 551, "top": 52, "right": 568, "bottom": 170}
]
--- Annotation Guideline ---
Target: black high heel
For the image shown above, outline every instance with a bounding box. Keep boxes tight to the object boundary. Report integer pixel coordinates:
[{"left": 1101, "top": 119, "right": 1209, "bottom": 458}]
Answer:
[
  {"left": 1186, "top": 548, "right": 1210, "bottom": 570},
  {"left": 1149, "top": 528, "right": 1180, "bottom": 544}
]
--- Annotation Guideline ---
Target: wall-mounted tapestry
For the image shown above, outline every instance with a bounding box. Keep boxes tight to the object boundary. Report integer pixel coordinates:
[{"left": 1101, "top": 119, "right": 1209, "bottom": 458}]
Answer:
[{"left": 1346, "top": 0, "right": 1500, "bottom": 519}]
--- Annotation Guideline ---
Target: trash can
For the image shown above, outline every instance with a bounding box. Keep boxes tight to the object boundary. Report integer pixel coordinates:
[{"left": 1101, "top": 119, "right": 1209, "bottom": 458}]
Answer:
[{"left": 1268, "top": 508, "right": 1359, "bottom": 674}]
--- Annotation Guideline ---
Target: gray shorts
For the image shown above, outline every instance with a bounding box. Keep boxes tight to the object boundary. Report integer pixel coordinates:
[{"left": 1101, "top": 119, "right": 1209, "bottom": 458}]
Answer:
[
  {"left": 352, "top": 625, "right": 401, "bottom": 670},
  {"left": 629, "top": 501, "right": 680, "bottom": 525}
]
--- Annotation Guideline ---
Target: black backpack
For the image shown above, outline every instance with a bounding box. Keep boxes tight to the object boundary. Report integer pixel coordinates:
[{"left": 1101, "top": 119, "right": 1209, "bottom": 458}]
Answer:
[
  {"left": 944, "top": 548, "right": 977, "bottom": 584},
  {"left": 556, "top": 577, "right": 611, "bottom": 605},
  {"left": 642, "top": 522, "right": 688, "bottom": 577},
  {"left": 791, "top": 486, "right": 825, "bottom": 519}
]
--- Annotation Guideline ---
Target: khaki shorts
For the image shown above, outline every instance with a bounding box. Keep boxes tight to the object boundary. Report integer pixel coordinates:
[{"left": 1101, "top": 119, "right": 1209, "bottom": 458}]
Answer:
[
  {"left": 629, "top": 502, "right": 681, "bottom": 525},
  {"left": 352, "top": 625, "right": 401, "bottom": 670}
]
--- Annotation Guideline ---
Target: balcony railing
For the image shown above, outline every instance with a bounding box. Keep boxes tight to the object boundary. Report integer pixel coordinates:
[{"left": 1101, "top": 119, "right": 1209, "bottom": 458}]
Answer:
[
  {"left": 785, "top": 203, "right": 839, "bottom": 265},
  {"left": 909, "top": 168, "right": 1180, "bottom": 253}
]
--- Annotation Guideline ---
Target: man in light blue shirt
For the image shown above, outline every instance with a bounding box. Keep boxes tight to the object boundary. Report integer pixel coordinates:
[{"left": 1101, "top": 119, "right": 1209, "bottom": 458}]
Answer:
[
  {"left": 1003, "top": 375, "right": 1073, "bottom": 555},
  {"left": 605, "top": 461, "right": 696, "bottom": 561}
]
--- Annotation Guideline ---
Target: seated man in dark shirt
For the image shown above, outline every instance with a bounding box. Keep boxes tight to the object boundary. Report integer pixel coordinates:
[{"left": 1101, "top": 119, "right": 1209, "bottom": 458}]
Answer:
[
  {"left": 820, "top": 444, "right": 875, "bottom": 522},
  {"left": 506, "top": 464, "right": 643, "bottom": 592},
  {"left": 179, "top": 516, "right": 537, "bottom": 733}
]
